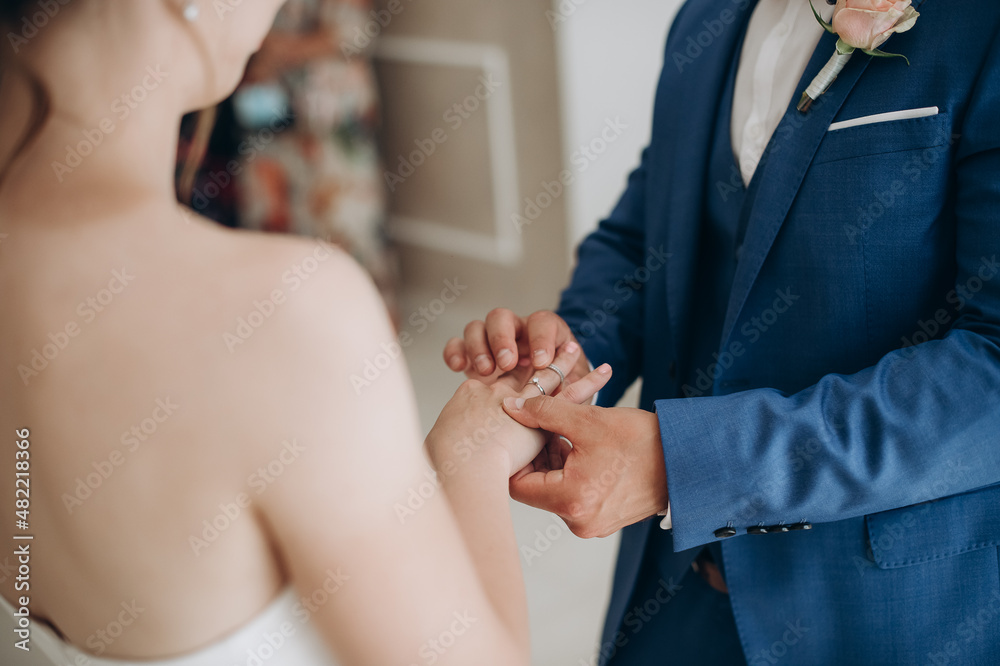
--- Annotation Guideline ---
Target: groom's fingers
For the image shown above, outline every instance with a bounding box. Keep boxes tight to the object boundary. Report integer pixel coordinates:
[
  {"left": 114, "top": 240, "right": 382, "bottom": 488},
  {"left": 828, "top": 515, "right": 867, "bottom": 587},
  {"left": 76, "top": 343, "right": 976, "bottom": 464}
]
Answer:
[
  {"left": 443, "top": 337, "right": 468, "bottom": 371},
  {"left": 484, "top": 308, "right": 524, "bottom": 372},
  {"left": 502, "top": 394, "right": 596, "bottom": 444},
  {"left": 508, "top": 434, "right": 567, "bottom": 483},
  {"left": 498, "top": 340, "right": 580, "bottom": 395},
  {"left": 526, "top": 310, "right": 566, "bottom": 368},
  {"left": 501, "top": 341, "right": 581, "bottom": 398},
  {"left": 530, "top": 341, "right": 581, "bottom": 397},
  {"left": 548, "top": 436, "right": 572, "bottom": 471},
  {"left": 508, "top": 468, "right": 572, "bottom": 517},
  {"left": 506, "top": 360, "right": 610, "bottom": 404},
  {"left": 462, "top": 319, "right": 496, "bottom": 375}
]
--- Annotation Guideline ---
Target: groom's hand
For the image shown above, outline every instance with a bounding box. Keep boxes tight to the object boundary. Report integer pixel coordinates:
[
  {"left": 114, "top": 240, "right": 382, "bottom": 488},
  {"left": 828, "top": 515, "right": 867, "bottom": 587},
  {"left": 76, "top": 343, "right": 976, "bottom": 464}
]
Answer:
[
  {"left": 501, "top": 397, "right": 668, "bottom": 539},
  {"left": 443, "top": 309, "right": 590, "bottom": 383}
]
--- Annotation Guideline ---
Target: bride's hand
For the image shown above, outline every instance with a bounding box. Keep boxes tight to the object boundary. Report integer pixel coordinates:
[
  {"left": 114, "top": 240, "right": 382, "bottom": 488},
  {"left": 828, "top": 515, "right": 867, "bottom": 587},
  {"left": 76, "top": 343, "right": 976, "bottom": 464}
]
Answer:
[{"left": 426, "top": 343, "right": 612, "bottom": 477}]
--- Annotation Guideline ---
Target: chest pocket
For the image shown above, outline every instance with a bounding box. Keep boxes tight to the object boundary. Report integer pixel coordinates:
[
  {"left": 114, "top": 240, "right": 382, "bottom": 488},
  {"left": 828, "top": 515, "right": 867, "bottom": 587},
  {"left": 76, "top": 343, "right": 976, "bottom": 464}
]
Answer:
[{"left": 812, "top": 112, "right": 952, "bottom": 166}]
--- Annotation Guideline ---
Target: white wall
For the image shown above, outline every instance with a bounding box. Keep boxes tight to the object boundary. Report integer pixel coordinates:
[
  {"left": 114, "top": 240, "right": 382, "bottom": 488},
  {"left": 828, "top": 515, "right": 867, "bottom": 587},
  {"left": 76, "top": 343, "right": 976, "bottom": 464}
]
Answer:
[{"left": 552, "top": 0, "right": 684, "bottom": 251}]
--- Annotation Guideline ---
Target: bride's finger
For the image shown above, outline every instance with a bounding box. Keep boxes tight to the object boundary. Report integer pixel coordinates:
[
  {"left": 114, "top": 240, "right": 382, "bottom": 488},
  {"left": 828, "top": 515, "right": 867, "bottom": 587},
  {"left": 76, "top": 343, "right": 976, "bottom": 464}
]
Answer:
[
  {"left": 494, "top": 358, "right": 534, "bottom": 390},
  {"left": 513, "top": 341, "right": 581, "bottom": 398},
  {"left": 497, "top": 340, "right": 578, "bottom": 393},
  {"left": 555, "top": 363, "right": 612, "bottom": 404}
]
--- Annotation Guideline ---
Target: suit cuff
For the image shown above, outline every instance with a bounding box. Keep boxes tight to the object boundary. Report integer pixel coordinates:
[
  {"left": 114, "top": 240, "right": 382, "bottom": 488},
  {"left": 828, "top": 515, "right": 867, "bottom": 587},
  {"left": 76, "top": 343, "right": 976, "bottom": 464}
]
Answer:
[{"left": 654, "top": 395, "right": 751, "bottom": 551}]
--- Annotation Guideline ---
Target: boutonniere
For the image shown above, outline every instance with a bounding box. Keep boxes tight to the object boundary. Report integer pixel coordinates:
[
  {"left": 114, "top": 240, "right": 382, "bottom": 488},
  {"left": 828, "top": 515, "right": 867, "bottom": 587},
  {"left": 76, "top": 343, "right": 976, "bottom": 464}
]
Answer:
[{"left": 798, "top": 0, "right": 920, "bottom": 112}]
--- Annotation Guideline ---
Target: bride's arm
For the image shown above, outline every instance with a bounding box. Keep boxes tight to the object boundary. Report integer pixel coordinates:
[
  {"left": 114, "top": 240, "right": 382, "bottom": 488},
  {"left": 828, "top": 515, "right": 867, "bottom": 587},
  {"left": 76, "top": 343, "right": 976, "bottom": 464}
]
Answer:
[
  {"left": 247, "top": 248, "right": 606, "bottom": 665},
  {"left": 421, "top": 342, "right": 605, "bottom": 655}
]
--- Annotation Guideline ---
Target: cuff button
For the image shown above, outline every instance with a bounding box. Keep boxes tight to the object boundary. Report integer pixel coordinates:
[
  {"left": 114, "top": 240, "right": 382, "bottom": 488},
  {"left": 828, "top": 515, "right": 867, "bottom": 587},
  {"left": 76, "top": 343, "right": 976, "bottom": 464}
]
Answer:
[{"left": 713, "top": 526, "right": 738, "bottom": 539}]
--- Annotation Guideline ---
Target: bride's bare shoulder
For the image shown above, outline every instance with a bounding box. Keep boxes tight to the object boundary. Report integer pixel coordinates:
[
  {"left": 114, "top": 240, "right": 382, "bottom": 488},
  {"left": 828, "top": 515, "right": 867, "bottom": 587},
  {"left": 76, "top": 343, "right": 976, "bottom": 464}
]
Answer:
[
  {"left": 200, "top": 223, "right": 414, "bottom": 466},
  {"left": 210, "top": 225, "right": 391, "bottom": 355}
]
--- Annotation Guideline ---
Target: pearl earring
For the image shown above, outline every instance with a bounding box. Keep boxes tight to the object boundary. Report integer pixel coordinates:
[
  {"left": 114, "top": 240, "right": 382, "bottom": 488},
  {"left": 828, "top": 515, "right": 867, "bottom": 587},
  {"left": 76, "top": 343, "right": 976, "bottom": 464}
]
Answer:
[{"left": 182, "top": 3, "right": 199, "bottom": 22}]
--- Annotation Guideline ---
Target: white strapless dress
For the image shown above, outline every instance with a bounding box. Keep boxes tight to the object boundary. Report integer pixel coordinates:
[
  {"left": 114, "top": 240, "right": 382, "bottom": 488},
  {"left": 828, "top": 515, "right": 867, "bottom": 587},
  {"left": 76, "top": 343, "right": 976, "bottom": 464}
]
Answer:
[{"left": 0, "top": 588, "right": 340, "bottom": 666}]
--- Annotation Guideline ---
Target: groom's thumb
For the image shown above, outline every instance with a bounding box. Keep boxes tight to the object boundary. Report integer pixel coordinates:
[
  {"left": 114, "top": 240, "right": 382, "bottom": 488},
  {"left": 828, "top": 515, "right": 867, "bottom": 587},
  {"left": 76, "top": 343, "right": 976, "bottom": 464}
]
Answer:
[{"left": 503, "top": 395, "right": 590, "bottom": 440}]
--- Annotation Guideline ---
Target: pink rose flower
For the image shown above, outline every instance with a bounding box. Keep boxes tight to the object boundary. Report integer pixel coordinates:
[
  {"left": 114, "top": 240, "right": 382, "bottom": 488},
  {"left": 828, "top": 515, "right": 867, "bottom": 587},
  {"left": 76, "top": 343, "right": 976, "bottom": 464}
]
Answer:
[{"left": 832, "top": 0, "right": 920, "bottom": 51}]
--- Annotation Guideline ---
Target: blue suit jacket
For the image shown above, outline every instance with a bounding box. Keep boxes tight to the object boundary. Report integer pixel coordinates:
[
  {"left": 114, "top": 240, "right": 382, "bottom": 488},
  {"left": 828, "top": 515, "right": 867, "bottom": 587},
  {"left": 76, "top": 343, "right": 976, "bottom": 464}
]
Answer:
[{"left": 558, "top": 1, "right": 1000, "bottom": 663}]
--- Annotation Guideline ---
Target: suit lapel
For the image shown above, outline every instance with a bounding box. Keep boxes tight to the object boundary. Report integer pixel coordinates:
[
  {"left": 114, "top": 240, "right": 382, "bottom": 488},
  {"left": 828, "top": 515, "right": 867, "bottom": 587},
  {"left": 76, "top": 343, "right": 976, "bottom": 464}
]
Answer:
[{"left": 719, "top": 32, "right": 873, "bottom": 348}]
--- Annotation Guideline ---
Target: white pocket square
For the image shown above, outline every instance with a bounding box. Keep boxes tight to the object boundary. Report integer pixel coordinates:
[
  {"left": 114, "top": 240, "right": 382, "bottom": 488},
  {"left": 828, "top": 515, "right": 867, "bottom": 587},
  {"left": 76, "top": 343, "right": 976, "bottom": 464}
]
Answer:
[{"left": 828, "top": 106, "right": 939, "bottom": 132}]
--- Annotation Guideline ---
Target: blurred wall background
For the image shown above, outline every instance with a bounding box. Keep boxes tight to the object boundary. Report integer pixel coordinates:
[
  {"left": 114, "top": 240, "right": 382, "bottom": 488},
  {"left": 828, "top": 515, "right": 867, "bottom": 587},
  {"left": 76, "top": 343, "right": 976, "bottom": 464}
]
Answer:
[
  {"left": 375, "top": 1, "right": 682, "bottom": 664},
  {"left": 555, "top": 0, "right": 682, "bottom": 250}
]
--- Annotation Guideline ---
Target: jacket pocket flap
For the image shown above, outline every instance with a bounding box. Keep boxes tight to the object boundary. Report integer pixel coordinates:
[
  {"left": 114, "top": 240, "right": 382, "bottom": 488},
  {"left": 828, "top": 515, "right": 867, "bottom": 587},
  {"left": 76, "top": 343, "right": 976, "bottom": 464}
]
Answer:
[
  {"left": 813, "top": 112, "right": 951, "bottom": 166},
  {"left": 865, "top": 483, "right": 1000, "bottom": 569}
]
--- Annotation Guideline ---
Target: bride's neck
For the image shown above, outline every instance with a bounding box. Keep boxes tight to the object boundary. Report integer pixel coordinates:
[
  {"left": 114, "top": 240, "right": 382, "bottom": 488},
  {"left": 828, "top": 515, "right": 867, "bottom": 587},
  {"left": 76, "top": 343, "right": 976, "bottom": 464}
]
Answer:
[{"left": 0, "top": 46, "right": 187, "bottom": 226}]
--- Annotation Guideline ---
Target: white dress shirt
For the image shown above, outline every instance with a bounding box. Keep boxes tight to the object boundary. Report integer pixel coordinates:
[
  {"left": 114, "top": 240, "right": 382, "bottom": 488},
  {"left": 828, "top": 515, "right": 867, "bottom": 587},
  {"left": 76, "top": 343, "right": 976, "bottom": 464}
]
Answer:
[
  {"left": 659, "top": 0, "right": 835, "bottom": 531},
  {"left": 731, "top": 0, "right": 835, "bottom": 185}
]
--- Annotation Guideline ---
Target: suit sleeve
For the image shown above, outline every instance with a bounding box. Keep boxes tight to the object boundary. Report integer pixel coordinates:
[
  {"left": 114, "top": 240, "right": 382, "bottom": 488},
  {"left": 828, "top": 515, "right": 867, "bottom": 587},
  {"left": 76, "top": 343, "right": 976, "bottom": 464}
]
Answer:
[
  {"left": 555, "top": 0, "right": 700, "bottom": 406},
  {"left": 656, "top": 36, "right": 1000, "bottom": 552},
  {"left": 557, "top": 148, "right": 651, "bottom": 406}
]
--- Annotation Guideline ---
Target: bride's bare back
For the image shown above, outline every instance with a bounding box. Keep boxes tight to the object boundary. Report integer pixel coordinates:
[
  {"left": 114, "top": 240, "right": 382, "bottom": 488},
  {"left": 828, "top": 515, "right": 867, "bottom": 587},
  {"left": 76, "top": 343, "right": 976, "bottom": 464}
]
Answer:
[
  {"left": 0, "top": 2, "right": 543, "bottom": 664},
  {"left": 0, "top": 208, "right": 357, "bottom": 656},
  {"left": 0, "top": 197, "right": 533, "bottom": 665}
]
